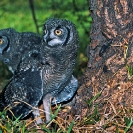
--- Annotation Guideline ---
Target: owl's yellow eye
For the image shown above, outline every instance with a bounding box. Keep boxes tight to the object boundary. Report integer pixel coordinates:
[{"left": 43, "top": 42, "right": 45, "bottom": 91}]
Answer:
[
  {"left": 54, "top": 30, "right": 62, "bottom": 36},
  {"left": 0, "top": 39, "right": 3, "bottom": 45}
]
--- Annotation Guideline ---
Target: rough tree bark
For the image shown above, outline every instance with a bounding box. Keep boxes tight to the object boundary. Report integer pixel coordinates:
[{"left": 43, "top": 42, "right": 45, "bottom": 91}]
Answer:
[{"left": 72, "top": 0, "right": 133, "bottom": 117}]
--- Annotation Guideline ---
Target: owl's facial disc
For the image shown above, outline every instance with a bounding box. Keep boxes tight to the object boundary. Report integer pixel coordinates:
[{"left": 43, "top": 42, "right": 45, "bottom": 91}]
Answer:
[
  {"left": 0, "top": 36, "right": 9, "bottom": 54},
  {"left": 43, "top": 26, "right": 69, "bottom": 47}
]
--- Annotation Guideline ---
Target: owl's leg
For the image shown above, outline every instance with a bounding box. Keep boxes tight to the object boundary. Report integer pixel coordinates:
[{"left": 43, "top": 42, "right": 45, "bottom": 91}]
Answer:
[
  {"left": 32, "top": 107, "right": 43, "bottom": 124},
  {"left": 43, "top": 93, "right": 52, "bottom": 123},
  {"left": 51, "top": 75, "right": 78, "bottom": 105}
]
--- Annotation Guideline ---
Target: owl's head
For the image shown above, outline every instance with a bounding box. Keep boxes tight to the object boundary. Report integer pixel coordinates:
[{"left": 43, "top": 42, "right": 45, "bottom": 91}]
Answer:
[
  {"left": 42, "top": 18, "right": 79, "bottom": 48},
  {"left": 0, "top": 28, "right": 18, "bottom": 55},
  {"left": 0, "top": 35, "right": 9, "bottom": 54}
]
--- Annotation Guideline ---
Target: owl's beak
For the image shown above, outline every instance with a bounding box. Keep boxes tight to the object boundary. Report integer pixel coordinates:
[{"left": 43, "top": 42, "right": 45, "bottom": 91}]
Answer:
[{"left": 43, "top": 36, "right": 52, "bottom": 43}]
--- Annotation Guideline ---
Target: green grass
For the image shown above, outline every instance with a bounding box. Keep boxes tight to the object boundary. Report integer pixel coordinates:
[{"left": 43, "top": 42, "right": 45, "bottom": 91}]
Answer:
[
  {"left": 0, "top": 105, "right": 75, "bottom": 133},
  {"left": 0, "top": 95, "right": 133, "bottom": 133}
]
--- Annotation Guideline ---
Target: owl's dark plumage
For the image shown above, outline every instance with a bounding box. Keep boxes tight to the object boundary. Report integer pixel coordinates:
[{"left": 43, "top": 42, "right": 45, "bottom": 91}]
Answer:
[
  {"left": 40, "top": 18, "right": 79, "bottom": 122},
  {"left": 0, "top": 68, "right": 43, "bottom": 123},
  {"left": 0, "top": 18, "right": 79, "bottom": 123},
  {"left": 0, "top": 28, "right": 41, "bottom": 73}
]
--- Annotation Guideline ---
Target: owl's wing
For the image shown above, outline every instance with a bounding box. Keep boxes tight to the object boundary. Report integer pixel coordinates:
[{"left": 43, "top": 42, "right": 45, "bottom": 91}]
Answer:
[
  {"left": 51, "top": 75, "right": 78, "bottom": 105},
  {"left": 0, "top": 68, "right": 43, "bottom": 119},
  {"left": 18, "top": 50, "right": 42, "bottom": 72}
]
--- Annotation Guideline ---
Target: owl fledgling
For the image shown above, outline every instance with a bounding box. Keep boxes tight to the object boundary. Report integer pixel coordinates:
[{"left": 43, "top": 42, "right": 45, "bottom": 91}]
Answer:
[
  {"left": 0, "top": 28, "right": 41, "bottom": 73},
  {"left": 40, "top": 18, "right": 79, "bottom": 123}
]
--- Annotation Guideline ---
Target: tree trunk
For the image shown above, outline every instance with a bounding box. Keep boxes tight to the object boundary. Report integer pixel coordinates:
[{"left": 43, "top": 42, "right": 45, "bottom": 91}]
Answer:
[{"left": 72, "top": 0, "right": 133, "bottom": 117}]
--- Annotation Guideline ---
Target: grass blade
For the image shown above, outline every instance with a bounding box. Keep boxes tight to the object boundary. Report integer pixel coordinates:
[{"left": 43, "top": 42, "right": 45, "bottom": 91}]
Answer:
[
  {"left": 124, "top": 118, "right": 133, "bottom": 133},
  {"left": 87, "top": 91, "right": 101, "bottom": 106},
  {"left": 67, "top": 120, "right": 74, "bottom": 133}
]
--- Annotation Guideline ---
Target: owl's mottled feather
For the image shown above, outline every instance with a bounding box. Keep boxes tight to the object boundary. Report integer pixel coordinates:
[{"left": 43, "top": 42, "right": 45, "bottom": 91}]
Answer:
[{"left": 0, "top": 68, "right": 42, "bottom": 120}]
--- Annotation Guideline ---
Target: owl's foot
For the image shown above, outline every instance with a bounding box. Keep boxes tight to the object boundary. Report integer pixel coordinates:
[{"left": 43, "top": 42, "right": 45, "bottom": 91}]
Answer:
[
  {"left": 43, "top": 93, "right": 52, "bottom": 123},
  {"left": 32, "top": 108, "right": 43, "bottom": 124}
]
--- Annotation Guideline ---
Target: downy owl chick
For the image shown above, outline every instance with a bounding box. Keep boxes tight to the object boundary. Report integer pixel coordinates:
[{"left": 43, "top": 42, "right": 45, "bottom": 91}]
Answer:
[
  {"left": 40, "top": 18, "right": 79, "bottom": 123},
  {"left": 0, "top": 28, "right": 41, "bottom": 73}
]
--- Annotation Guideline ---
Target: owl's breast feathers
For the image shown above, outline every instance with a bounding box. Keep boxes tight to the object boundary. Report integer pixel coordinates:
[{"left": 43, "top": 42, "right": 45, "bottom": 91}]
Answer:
[{"left": 41, "top": 43, "right": 78, "bottom": 95}]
